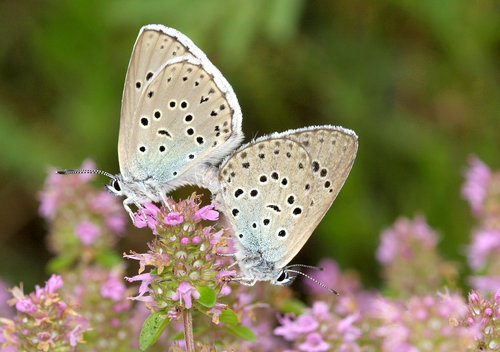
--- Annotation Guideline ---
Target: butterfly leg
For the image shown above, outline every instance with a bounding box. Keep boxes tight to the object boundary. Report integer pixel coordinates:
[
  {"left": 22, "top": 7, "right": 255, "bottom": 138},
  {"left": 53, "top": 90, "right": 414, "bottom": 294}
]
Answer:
[
  {"left": 135, "top": 202, "right": 150, "bottom": 227},
  {"left": 160, "top": 193, "right": 172, "bottom": 211},
  {"left": 122, "top": 199, "right": 135, "bottom": 223}
]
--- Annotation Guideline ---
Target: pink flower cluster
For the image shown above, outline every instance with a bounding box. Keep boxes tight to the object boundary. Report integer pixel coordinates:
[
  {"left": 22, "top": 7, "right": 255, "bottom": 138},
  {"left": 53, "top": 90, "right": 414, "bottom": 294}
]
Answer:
[
  {"left": 39, "top": 159, "right": 126, "bottom": 250},
  {"left": 463, "top": 156, "right": 500, "bottom": 293},
  {"left": 461, "top": 291, "right": 500, "bottom": 349},
  {"left": 125, "top": 195, "right": 233, "bottom": 318},
  {"left": 371, "top": 291, "right": 474, "bottom": 352},
  {"left": 0, "top": 275, "right": 88, "bottom": 351},
  {"left": 275, "top": 301, "right": 363, "bottom": 352}
]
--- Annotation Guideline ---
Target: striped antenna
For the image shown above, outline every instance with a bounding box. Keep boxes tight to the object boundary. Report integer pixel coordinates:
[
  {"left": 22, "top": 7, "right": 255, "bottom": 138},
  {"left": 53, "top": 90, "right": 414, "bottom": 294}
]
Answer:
[
  {"left": 285, "top": 268, "right": 339, "bottom": 295},
  {"left": 56, "top": 169, "right": 115, "bottom": 179}
]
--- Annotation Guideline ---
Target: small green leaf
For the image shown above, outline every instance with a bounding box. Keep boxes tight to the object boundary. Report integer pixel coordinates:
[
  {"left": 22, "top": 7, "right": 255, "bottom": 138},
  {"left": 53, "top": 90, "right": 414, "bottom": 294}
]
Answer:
[
  {"left": 225, "top": 325, "right": 256, "bottom": 342},
  {"left": 195, "top": 286, "right": 216, "bottom": 307},
  {"left": 219, "top": 308, "right": 238, "bottom": 325},
  {"left": 139, "top": 311, "right": 169, "bottom": 351},
  {"left": 281, "top": 298, "right": 307, "bottom": 315}
]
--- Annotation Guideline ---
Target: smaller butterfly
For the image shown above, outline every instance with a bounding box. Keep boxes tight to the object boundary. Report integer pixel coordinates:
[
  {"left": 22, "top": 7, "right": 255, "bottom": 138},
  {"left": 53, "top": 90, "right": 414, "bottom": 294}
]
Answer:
[
  {"left": 218, "top": 125, "right": 358, "bottom": 291},
  {"left": 58, "top": 25, "right": 244, "bottom": 221}
]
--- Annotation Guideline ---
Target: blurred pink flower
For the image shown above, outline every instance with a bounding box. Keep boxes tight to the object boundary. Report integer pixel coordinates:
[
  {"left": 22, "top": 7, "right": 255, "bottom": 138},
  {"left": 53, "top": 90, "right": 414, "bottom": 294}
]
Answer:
[
  {"left": 45, "top": 274, "right": 63, "bottom": 293},
  {"left": 376, "top": 216, "right": 437, "bottom": 265},
  {"left": 462, "top": 156, "right": 491, "bottom": 216},
  {"left": 100, "top": 274, "right": 126, "bottom": 301},
  {"left": 74, "top": 220, "right": 101, "bottom": 245},
  {"left": 171, "top": 282, "right": 200, "bottom": 309},
  {"left": 298, "top": 332, "right": 330, "bottom": 352},
  {"left": 467, "top": 228, "right": 500, "bottom": 270}
]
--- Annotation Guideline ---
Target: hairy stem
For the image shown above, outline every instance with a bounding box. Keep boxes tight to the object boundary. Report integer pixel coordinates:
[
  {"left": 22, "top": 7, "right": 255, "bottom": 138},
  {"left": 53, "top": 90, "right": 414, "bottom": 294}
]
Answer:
[{"left": 182, "top": 309, "right": 195, "bottom": 352}]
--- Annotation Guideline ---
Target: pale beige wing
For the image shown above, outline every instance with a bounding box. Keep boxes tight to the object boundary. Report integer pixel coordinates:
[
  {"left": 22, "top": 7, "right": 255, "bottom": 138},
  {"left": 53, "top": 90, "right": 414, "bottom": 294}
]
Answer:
[
  {"left": 276, "top": 125, "right": 358, "bottom": 267},
  {"left": 125, "top": 58, "right": 242, "bottom": 182},
  {"left": 119, "top": 26, "right": 198, "bottom": 178},
  {"left": 219, "top": 137, "right": 315, "bottom": 266}
]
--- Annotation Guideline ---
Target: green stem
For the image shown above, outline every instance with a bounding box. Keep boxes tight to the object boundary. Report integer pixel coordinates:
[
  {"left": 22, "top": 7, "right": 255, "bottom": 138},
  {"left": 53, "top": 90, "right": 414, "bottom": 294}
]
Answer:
[{"left": 182, "top": 309, "right": 195, "bottom": 352}]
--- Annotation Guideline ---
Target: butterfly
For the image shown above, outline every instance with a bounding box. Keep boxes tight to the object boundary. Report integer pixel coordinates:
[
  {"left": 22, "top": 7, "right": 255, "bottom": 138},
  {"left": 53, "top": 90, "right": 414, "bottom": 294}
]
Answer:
[
  {"left": 58, "top": 25, "right": 244, "bottom": 221},
  {"left": 218, "top": 125, "right": 357, "bottom": 290}
]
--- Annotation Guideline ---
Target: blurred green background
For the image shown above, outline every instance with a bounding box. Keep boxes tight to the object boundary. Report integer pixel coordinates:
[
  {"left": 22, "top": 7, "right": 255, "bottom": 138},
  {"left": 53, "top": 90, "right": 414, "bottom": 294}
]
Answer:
[{"left": 1, "top": 0, "right": 499, "bottom": 289}]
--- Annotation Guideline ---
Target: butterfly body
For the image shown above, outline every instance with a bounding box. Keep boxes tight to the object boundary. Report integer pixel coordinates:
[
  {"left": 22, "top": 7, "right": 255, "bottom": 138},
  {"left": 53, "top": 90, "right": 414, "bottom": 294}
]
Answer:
[{"left": 219, "top": 125, "right": 358, "bottom": 286}]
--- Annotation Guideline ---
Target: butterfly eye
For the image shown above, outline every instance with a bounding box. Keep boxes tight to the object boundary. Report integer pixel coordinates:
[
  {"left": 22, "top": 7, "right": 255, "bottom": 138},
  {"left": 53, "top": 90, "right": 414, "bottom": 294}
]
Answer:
[
  {"left": 276, "top": 271, "right": 288, "bottom": 283},
  {"left": 112, "top": 179, "right": 121, "bottom": 192}
]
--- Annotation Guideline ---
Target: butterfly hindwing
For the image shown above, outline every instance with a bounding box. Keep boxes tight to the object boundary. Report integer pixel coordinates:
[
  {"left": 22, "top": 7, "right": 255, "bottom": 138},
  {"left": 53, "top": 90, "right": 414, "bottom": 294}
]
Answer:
[{"left": 220, "top": 137, "right": 315, "bottom": 266}]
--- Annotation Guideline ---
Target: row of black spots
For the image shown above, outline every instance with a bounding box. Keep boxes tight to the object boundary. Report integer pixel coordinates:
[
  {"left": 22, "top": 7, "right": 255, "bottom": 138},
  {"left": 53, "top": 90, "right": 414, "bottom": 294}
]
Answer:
[
  {"left": 287, "top": 195, "right": 295, "bottom": 205},
  {"left": 184, "top": 113, "right": 193, "bottom": 123},
  {"left": 267, "top": 204, "right": 281, "bottom": 213},
  {"left": 263, "top": 218, "right": 270, "bottom": 226},
  {"left": 138, "top": 145, "right": 168, "bottom": 154},
  {"left": 277, "top": 229, "right": 287, "bottom": 238},
  {"left": 292, "top": 207, "right": 302, "bottom": 216},
  {"left": 168, "top": 99, "right": 189, "bottom": 110},
  {"left": 259, "top": 174, "right": 268, "bottom": 184}
]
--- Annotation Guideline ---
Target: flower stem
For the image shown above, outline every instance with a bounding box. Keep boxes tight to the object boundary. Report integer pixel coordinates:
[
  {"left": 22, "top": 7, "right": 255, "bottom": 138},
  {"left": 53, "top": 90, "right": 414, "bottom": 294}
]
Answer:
[{"left": 182, "top": 309, "right": 195, "bottom": 352}]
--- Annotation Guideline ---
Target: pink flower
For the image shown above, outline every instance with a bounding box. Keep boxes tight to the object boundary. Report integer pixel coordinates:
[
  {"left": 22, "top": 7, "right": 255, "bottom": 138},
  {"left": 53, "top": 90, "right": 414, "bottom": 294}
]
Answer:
[
  {"left": 74, "top": 221, "right": 101, "bottom": 245},
  {"left": 171, "top": 282, "right": 200, "bottom": 309},
  {"left": 15, "top": 299, "right": 36, "bottom": 313},
  {"left": 376, "top": 216, "right": 437, "bottom": 264},
  {"left": 45, "top": 274, "right": 63, "bottom": 293},
  {"left": 164, "top": 212, "right": 184, "bottom": 226},
  {"left": 105, "top": 215, "right": 127, "bottom": 234},
  {"left": 67, "top": 325, "right": 85, "bottom": 347},
  {"left": 194, "top": 204, "right": 219, "bottom": 222},
  {"left": 469, "top": 276, "right": 500, "bottom": 294},
  {"left": 298, "top": 332, "right": 330, "bottom": 352},
  {"left": 467, "top": 228, "right": 500, "bottom": 270},
  {"left": 337, "top": 314, "right": 362, "bottom": 341},
  {"left": 180, "top": 237, "right": 190, "bottom": 245},
  {"left": 462, "top": 156, "right": 491, "bottom": 216},
  {"left": 125, "top": 273, "right": 156, "bottom": 300},
  {"left": 101, "top": 274, "right": 126, "bottom": 301},
  {"left": 134, "top": 203, "right": 160, "bottom": 230}
]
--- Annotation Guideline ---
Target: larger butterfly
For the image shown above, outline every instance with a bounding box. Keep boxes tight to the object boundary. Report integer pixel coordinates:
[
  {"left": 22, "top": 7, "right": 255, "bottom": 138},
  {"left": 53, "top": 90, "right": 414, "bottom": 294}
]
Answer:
[
  {"left": 59, "top": 25, "right": 244, "bottom": 220},
  {"left": 218, "top": 126, "right": 357, "bottom": 289}
]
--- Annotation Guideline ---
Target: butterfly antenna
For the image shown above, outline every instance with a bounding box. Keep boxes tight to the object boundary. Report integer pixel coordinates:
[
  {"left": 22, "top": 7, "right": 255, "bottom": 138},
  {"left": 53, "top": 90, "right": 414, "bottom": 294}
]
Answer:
[
  {"left": 285, "top": 269, "right": 339, "bottom": 295},
  {"left": 285, "top": 264, "right": 324, "bottom": 271},
  {"left": 56, "top": 169, "right": 115, "bottom": 179}
]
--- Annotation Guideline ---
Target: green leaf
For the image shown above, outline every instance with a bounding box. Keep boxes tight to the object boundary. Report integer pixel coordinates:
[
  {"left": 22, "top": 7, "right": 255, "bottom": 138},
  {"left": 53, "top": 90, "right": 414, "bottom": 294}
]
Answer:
[
  {"left": 195, "top": 286, "right": 216, "bottom": 308},
  {"left": 225, "top": 325, "right": 256, "bottom": 342},
  {"left": 95, "top": 250, "right": 122, "bottom": 269},
  {"left": 280, "top": 298, "right": 307, "bottom": 315},
  {"left": 219, "top": 308, "right": 238, "bottom": 325},
  {"left": 139, "top": 311, "right": 169, "bottom": 351}
]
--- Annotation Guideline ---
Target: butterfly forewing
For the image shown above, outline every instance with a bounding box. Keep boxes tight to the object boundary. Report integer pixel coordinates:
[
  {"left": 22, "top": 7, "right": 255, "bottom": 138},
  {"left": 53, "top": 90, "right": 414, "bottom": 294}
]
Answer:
[
  {"left": 126, "top": 59, "right": 240, "bottom": 181},
  {"left": 118, "top": 24, "right": 243, "bottom": 183},
  {"left": 220, "top": 138, "right": 315, "bottom": 266},
  {"left": 277, "top": 126, "right": 358, "bottom": 266},
  {"left": 119, "top": 26, "right": 198, "bottom": 177}
]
